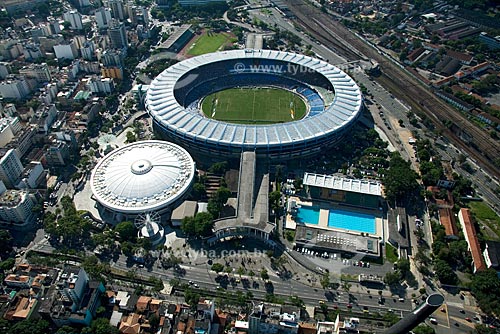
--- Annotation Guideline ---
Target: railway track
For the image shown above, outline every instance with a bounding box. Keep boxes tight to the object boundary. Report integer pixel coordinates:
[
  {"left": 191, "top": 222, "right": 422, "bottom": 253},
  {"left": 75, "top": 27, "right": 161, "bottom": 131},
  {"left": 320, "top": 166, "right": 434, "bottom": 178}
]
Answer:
[{"left": 284, "top": 0, "right": 500, "bottom": 178}]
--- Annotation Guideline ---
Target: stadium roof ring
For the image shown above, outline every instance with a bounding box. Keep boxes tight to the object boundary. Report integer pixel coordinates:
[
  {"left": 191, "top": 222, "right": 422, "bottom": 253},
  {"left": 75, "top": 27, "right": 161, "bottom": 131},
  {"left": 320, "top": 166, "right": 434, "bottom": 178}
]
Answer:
[{"left": 146, "top": 49, "right": 363, "bottom": 160}]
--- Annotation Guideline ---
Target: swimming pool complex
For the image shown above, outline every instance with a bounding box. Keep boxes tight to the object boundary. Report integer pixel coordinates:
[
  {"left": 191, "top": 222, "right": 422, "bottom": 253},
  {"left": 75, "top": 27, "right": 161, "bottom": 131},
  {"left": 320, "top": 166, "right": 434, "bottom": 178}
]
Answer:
[{"left": 295, "top": 205, "right": 376, "bottom": 234}]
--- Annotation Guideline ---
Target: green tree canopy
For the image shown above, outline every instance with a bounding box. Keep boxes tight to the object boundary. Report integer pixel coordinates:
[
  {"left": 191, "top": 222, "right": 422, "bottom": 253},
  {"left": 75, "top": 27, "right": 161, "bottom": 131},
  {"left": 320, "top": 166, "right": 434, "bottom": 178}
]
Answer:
[
  {"left": 433, "top": 259, "right": 458, "bottom": 285},
  {"left": 114, "top": 221, "right": 136, "bottom": 241},
  {"left": 413, "top": 324, "right": 435, "bottom": 334},
  {"left": 383, "top": 153, "right": 420, "bottom": 203},
  {"left": 8, "top": 319, "right": 49, "bottom": 334},
  {"left": 470, "top": 269, "right": 500, "bottom": 315}
]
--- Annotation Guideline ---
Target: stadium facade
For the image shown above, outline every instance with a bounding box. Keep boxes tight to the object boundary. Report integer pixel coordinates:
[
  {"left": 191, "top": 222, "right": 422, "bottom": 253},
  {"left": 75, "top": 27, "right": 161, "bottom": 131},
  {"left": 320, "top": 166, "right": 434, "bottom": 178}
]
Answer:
[{"left": 146, "top": 49, "right": 363, "bottom": 161}]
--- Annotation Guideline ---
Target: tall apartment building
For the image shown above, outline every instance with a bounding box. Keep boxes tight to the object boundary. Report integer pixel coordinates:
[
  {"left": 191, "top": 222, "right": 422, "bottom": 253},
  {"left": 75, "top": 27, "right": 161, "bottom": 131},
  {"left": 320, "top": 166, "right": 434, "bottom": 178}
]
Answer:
[
  {"left": 0, "top": 76, "right": 32, "bottom": 100},
  {"left": 107, "top": 0, "right": 126, "bottom": 21},
  {"left": 0, "top": 149, "right": 24, "bottom": 188},
  {"left": 19, "top": 63, "right": 52, "bottom": 83},
  {"left": 63, "top": 10, "right": 84, "bottom": 30},
  {"left": 95, "top": 7, "right": 113, "bottom": 30},
  {"left": 107, "top": 20, "right": 128, "bottom": 50},
  {"left": 53, "top": 41, "right": 78, "bottom": 60},
  {"left": 0, "top": 187, "right": 37, "bottom": 228}
]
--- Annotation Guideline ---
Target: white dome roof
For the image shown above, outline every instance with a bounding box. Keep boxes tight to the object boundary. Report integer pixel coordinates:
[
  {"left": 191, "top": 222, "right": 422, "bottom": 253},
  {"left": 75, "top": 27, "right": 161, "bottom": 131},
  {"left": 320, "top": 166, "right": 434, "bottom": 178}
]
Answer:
[{"left": 90, "top": 140, "right": 195, "bottom": 214}]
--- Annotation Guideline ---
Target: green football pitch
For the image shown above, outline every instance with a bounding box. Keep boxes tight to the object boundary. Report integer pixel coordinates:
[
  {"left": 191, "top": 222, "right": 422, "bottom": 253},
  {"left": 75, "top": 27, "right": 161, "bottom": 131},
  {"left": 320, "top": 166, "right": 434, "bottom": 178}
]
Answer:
[{"left": 201, "top": 87, "right": 307, "bottom": 124}]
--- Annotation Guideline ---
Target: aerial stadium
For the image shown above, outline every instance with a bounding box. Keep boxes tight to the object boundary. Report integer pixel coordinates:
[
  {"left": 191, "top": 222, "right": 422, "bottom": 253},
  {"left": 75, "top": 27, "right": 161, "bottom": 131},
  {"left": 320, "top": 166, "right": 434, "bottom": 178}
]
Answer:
[
  {"left": 146, "top": 49, "right": 363, "bottom": 161},
  {"left": 89, "top": 140, "right": 195, "bottom": 222}
]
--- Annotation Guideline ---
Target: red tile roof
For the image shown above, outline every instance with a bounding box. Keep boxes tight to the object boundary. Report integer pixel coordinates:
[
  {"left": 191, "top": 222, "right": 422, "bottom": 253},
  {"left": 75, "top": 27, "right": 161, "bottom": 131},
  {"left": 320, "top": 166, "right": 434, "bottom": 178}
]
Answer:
[{"left": 459, "top": 208, "right": 486, "bottom": 272}]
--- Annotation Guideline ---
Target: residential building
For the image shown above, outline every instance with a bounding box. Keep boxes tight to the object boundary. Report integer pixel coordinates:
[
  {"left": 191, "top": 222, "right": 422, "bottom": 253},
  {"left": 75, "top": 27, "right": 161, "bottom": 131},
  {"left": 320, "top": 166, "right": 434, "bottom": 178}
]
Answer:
[
  {"left": 101, "top": 66, "right": 123, "bottom": 79},
  {"left": 80, "top": 41, "right": 95, "bottom": 60},
  {"left": 479, "top": 32, "right": 500, "bottom": 50},
  {"left": 0, "top": 116, "right": 21, "bottom": 147},
  {"left": 0, "top": 149, "right": 23, "bottom": 188},
  {"left": 458, "top": 208, "right": 486, "bottom": 273},
  {"left": 19, "top": 63, "right": 51, "bottom": 83},
  {"left": 95, "top": 7, "right": 113, "bottom": 29},
  {"left": 4, "top": 274, "right": 32, "bottom": 288},
  {"left": 0, "top": 188, "right": 37, "bottom": 227},
  {"left": 31, "top": 104, "right": 58, "bottom": 134},
  {"left": 3, "top": 294, "right": 38, "bottom": 321},
  {"left": 38, "top": 267, "right": 105, "bottom": 327},
  {"left": 86, "top": 76, "right": 115, "bottom": 94},
  {"left": 53, "top": 41, "right": 78, "bottom": 60},
  {"left": 5, "top": 126, "right": 35, "bottom": 159},
  {"left": 44, "top": 139, "right": 70, "bottom": 166},
  {"left": 2, "top": 0, "right": 48, "bottom": 14},
  {"left": 17, "top": 161, "right": 45, "bottom": 189},
  {"left": 108, "top": 0, "right": 126, "bottom": 21},
  {"left": 483, "top": 241, "right": 500, "bottom": 273},
  {"left": 100, "top": 48, "right": 124, "bottom": 67},
  {"left": 63, "top": 10, "right": 84, "bottom": 30},
  {"left": 107, "top": 20, "right": 128, "bottom": 50},
  {"left": 0, "top": 76, "right": 32, "bottom": 99}
]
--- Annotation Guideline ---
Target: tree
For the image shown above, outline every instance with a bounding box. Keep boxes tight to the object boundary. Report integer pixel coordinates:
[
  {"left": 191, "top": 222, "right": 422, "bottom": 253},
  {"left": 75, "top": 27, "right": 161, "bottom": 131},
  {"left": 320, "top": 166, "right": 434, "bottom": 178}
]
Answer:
[
  {"left": 211, "top": 263, "right": 224, "bottom": 273},
  {"left": 475, "top": 324, "right": 498, "bottom": 334},
  {"left": 413, "top": 324, "right": 435, "bottom": 334},
  {"left": 341, "top": 281, "right": 352, "bottom": 293},
  {"left": 384, "top": 271, "right": 402, "bottom": 286},
  {"left": 194, "top": 212, "right": 214, "bottom": 236},
  {"left": 82, "top": 255, "right": 109, "bottom": 281},
  {"left": 470, "top": 269, "right": 500, "bottom": 315},
  {"left": 0, "top": 230, "right": 13, "bottom": 256},
  {"left": 184, "top": 288, "right": 201, "bottom": 307},
  {"left": 8, "top": 319, "right": 49, "bottom": 334},
  {"left": 269, "top": 190, "right": 281, "bottom": 213},
  {"left": 191, "top": 182, "right": 206, "bottom": 200},
  {"left": 81, "top": 318, "right": 119, "bottom": 334},
  {"left": 433, "top": 259, "right": 457, "bottom": 285},
  {"left": 114, "top": 221, "right": 136, "bottom": 241},
  {"left": 181, "top": 212, "right": 214, "bottom": 237},
  {"left": 383, "top": 153, "right": 420, "bottom": 203},
  {"left": 237, "top": 267, "right": 246, "bottom": 277},
  {"left": 320, "top": 272, "right": 330, "bottom": 289},
  {"left": 56, "top": 326, "right": 78, "bottom": 334},
  {"left": 149, "top": 314, "right": 160, "bottom": 329},
  {"left": 125, "top": 131, "right": 137, "bottom": 143},
  {"left": 260, "top": 268, "right": 269, "bottom": 280},
  {"left": 208, "top": 161, "right": 228, "bottom": 174},
  {"left": 395, "top": 259, "right": 410, "bottom": 276}
]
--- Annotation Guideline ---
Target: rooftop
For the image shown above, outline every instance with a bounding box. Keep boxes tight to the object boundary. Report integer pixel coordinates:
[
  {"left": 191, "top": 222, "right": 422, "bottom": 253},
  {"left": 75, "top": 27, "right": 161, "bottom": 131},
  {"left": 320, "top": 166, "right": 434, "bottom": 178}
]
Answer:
[
  {"left": 90, "top": 140, "right": 196, "bottom": 214},
  {"left": 303, "top": 172, "right": 382, "bottom": 196}
]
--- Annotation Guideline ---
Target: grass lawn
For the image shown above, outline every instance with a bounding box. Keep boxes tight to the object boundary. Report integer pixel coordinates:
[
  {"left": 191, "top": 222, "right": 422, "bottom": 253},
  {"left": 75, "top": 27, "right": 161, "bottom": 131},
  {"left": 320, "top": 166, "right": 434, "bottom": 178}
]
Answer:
[
  {"left": 469, "top": 201, "right": 500, "bottom": 239},
  {"left": 385, "top": 243, "right": 398, "bottom": 263},
  {"left": 201, "top": 87, "right": 307, "bottom": 124},
  {"left": 187, "top": 32, "right": 234, "bottom": 56}
]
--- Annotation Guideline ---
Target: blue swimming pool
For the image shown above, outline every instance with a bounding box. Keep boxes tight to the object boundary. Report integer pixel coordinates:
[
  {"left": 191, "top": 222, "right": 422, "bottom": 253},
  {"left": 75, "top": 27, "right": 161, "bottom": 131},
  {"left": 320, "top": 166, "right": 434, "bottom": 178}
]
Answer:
[
  {"left": 295, "top": 205, "right": 320, "bottom": 225},
  {"left": 328, "top": 209, "right": 376, "bottom": 234},
  {"left": 295, "top": 206, "right": 376, "bottom": 234}
]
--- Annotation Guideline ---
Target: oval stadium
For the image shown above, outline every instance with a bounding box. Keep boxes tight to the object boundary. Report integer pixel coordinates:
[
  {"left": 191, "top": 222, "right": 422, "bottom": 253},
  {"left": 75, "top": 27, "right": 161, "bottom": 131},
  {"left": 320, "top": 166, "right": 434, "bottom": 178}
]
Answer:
[{"left": 146, "top": 49, "right": 363, "bottom": 161}]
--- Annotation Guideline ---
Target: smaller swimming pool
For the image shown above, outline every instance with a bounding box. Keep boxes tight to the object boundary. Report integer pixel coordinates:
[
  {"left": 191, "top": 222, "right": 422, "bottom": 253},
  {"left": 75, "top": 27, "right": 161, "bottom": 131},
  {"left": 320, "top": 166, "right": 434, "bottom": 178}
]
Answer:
[
  {"left": 328, "top": 209, "right": 375, "bottom": 234},
  {"left": 295, "top": 205, "right": 320, "bottom": 225}
]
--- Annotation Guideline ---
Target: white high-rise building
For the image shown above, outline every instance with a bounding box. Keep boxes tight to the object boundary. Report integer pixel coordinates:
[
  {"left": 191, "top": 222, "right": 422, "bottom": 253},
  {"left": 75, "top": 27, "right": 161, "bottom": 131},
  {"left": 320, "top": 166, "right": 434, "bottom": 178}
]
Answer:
[
  {"left": 63, "top": 10, "right": 84, "bottom": 30},
  {"left": 0, "top": 187, "right": 37, "bottom": 228},
  {"left": 95, "top": 7, "right": 113, "bottom": 29},
  {"left": 0, "top": 149, "right": 23, "bottom": 188},
  {"left": 53, "top": 41, "right": 78, "bottom": 60}
]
